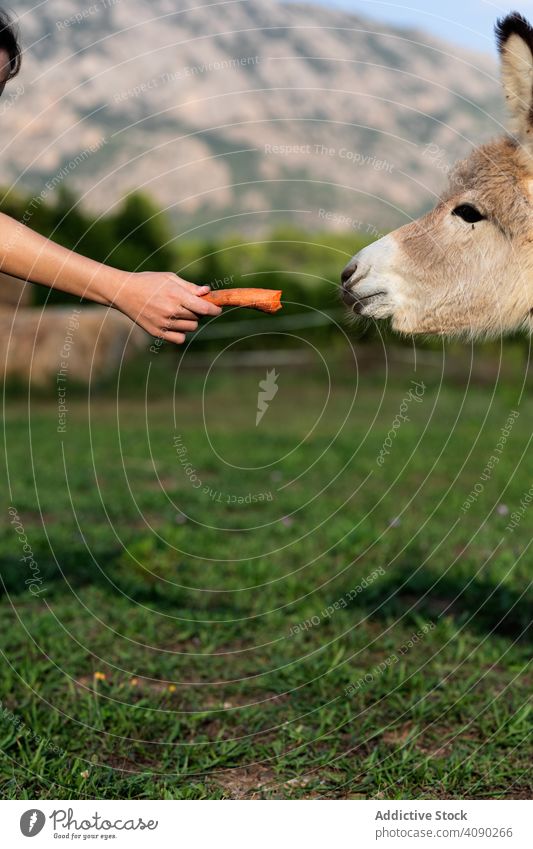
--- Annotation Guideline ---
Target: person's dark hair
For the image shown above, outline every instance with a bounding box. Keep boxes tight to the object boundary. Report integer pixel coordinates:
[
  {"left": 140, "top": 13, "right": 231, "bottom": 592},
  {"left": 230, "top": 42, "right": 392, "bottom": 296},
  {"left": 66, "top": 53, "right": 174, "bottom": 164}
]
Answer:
[{"left": 0, "top": 9, "right": 21, "bottom": 79}]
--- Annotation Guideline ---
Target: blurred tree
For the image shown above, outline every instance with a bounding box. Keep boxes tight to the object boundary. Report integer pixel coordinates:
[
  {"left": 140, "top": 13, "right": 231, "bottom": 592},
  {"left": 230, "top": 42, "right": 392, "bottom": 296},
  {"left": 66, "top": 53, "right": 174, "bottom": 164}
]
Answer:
[
  {"left": 198, "top": 240, "right": 228, "bottom": 287},
  {"left": 109, "top": 192, "right": 176, "bottom": 273}
]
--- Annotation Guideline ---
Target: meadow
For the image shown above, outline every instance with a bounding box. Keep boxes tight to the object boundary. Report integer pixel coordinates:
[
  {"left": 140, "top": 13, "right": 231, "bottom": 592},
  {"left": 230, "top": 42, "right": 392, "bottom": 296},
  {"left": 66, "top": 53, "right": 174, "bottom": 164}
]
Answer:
[{"left": 1, "top": 351, "right": 531, "bottom": 800}]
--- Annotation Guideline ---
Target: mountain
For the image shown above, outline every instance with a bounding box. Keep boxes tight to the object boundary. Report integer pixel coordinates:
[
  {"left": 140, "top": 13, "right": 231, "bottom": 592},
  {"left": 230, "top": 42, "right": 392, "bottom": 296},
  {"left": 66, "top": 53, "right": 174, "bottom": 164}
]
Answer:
[{"left": 1, "top": 0, "right": 503, "bottom": 237}]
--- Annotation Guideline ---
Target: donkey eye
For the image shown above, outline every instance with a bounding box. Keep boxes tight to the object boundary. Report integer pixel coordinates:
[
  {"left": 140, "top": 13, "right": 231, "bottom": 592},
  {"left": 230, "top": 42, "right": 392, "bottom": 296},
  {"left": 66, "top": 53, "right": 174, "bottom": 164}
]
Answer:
[{"left": 452, "top": 204, "right": 486, "bottom": 223}]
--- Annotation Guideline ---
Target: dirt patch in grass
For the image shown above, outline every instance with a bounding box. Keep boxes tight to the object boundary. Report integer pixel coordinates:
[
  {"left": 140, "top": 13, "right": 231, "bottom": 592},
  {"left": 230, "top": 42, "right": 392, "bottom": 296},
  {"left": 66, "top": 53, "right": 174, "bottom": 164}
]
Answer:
[
  {"left": 381, "top": 722, "right": 416, "bottom": 748},
  {"left": 210, "top": 764, "right": 276, "bottom": 799}
]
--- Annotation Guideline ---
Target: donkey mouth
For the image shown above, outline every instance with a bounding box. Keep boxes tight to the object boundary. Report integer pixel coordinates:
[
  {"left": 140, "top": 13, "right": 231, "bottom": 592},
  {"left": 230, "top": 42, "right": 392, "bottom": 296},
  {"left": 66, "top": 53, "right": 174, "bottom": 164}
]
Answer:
[
  {"left": 345, "top": 290, "right": 387, "bottom": 314},
  {"left": 341, "top": 285, "right": 358, "bottom": 306}
]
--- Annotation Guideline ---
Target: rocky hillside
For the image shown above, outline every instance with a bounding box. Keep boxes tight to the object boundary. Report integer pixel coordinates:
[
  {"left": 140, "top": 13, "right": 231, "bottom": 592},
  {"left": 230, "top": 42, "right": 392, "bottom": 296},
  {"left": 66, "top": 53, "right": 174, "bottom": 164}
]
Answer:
[{"left": 1, "top": 0, "right": 503, "bottom": 236}]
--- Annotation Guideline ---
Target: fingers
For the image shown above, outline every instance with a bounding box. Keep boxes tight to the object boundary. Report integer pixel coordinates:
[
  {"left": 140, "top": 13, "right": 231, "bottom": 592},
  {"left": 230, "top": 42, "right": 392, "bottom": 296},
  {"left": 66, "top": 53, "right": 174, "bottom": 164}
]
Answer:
[
  {"left": 169, "top": 275, "right": 222, "bottom": 317},
  {"left": 157, "top": 319, "right": 199, "bottom": 345},
  {"left": 176, "top": 277, "right": 211, "bottom": 296},
  {"left": 183, "top": 293, "right": 222, "bottom": 317},
  {"left": 166, "top": 319, "right": 198, "bottom": 333},
  {"left": 168, "top": 288, "right": 221, "bottom": 318},
  {"left": 169, "top": 306, "right": 198, "bottom": 321},
  {"left": 160, "top": 329, "right": 186, "bottom": 345}
]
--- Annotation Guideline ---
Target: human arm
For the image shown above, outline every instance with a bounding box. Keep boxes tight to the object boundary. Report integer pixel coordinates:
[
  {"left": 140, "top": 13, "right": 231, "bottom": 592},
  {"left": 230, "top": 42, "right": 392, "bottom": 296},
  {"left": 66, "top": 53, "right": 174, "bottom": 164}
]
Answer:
[{"left": 0, "top": 211, "right": 221, "bottom": 343}]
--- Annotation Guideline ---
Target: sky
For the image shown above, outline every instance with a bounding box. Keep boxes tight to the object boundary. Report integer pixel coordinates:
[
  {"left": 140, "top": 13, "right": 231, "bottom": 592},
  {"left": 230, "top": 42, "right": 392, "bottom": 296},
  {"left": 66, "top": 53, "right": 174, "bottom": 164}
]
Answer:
[{"left": 312, "top": 0, "right": 533, "bottom": 53}]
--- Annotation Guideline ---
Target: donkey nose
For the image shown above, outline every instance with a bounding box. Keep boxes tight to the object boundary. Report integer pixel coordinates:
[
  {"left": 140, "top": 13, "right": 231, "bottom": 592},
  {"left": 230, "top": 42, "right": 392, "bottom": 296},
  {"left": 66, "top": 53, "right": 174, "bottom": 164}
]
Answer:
[
  {"left": 341, "top": 258, "right": 358, "bottom": 287},
  {"left": 341, "top": 258, "right": 358, "bottom": 304}
]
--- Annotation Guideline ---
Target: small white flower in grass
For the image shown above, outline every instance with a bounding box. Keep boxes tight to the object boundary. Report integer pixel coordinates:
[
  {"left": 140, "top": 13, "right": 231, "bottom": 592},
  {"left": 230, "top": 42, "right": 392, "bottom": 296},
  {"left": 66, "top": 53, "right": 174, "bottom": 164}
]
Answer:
[
  {"left": 281, "top": 516, "right": 294, "bottom": 527},
  {"left": 175, "top": 512, "right": 188, "bottom": 524},
  {"left": 389, "top": 517, "right": 401, "bottom": 528},
  {"left": 496, "top": 504, "right": 509, "bottom": 515}
]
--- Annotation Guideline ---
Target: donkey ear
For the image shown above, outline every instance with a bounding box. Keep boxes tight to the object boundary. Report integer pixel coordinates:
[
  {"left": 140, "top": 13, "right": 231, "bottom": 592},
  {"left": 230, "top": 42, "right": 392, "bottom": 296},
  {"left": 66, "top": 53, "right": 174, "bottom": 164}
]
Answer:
[{"left": 496, "top": 12, "right": 533, "bottom": 142}]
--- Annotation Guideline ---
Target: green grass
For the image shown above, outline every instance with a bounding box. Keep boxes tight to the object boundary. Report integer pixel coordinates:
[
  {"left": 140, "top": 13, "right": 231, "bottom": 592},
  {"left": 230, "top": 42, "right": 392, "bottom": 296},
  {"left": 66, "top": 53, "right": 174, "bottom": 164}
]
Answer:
[{"left": 0, "top": 356, "right": 531, "bottom": 799}]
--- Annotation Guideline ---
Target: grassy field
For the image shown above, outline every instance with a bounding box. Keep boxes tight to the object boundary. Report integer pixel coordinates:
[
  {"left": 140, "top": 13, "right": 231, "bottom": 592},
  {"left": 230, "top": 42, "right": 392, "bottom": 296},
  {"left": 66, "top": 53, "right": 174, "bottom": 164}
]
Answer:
[{"left": 1, "top": 353, "right": 532, "bottom": 800}]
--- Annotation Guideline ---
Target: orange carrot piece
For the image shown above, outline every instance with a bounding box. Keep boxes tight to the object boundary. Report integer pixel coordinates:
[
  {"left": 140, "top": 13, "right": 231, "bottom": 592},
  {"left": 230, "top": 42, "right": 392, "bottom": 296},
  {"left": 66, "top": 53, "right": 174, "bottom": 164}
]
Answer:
[{"left": 202, "top": 288, "right": 282, "bottom": 314}]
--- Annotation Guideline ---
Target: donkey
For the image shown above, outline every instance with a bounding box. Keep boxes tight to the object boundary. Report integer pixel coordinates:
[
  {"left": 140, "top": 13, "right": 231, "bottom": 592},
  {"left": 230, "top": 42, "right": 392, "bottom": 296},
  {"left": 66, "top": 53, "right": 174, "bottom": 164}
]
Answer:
[{"left": 341, "top": 12, "right": 533, "bottom": 338}]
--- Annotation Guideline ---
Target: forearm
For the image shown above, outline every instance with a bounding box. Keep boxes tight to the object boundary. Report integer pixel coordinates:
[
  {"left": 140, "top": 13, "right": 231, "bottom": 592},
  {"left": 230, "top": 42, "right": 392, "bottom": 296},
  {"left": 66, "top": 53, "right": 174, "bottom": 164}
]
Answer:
[{"left": 0, "top": 211, "right": 123, "bottom": 304}]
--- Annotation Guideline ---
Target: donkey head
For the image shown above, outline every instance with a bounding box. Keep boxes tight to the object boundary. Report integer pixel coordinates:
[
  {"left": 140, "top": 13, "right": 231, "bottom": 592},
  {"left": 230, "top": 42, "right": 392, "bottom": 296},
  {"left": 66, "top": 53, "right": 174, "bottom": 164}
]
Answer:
[{"left": 341, "top": 12, "right": 533, "bottom": 337}]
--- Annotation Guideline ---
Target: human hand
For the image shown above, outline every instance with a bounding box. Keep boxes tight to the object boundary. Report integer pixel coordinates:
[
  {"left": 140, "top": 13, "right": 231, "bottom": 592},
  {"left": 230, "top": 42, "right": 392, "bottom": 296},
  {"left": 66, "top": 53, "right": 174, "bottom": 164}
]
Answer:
[{"left": 112, "top": 271, "right": 222, "bottom": 344}]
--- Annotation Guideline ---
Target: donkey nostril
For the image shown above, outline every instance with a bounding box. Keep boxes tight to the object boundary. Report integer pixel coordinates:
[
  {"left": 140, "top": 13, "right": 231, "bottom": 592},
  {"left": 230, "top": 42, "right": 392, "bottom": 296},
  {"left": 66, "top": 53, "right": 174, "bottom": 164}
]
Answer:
[{"left": 341, "top": 259, "right": 358, "bottom": 287}]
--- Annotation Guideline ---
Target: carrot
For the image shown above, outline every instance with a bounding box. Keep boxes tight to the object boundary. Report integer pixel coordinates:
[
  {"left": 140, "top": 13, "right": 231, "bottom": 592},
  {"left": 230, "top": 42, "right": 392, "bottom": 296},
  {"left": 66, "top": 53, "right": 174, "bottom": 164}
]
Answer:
[{"left": 202, "top": 288, "right": 282, "bottom": 314}]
